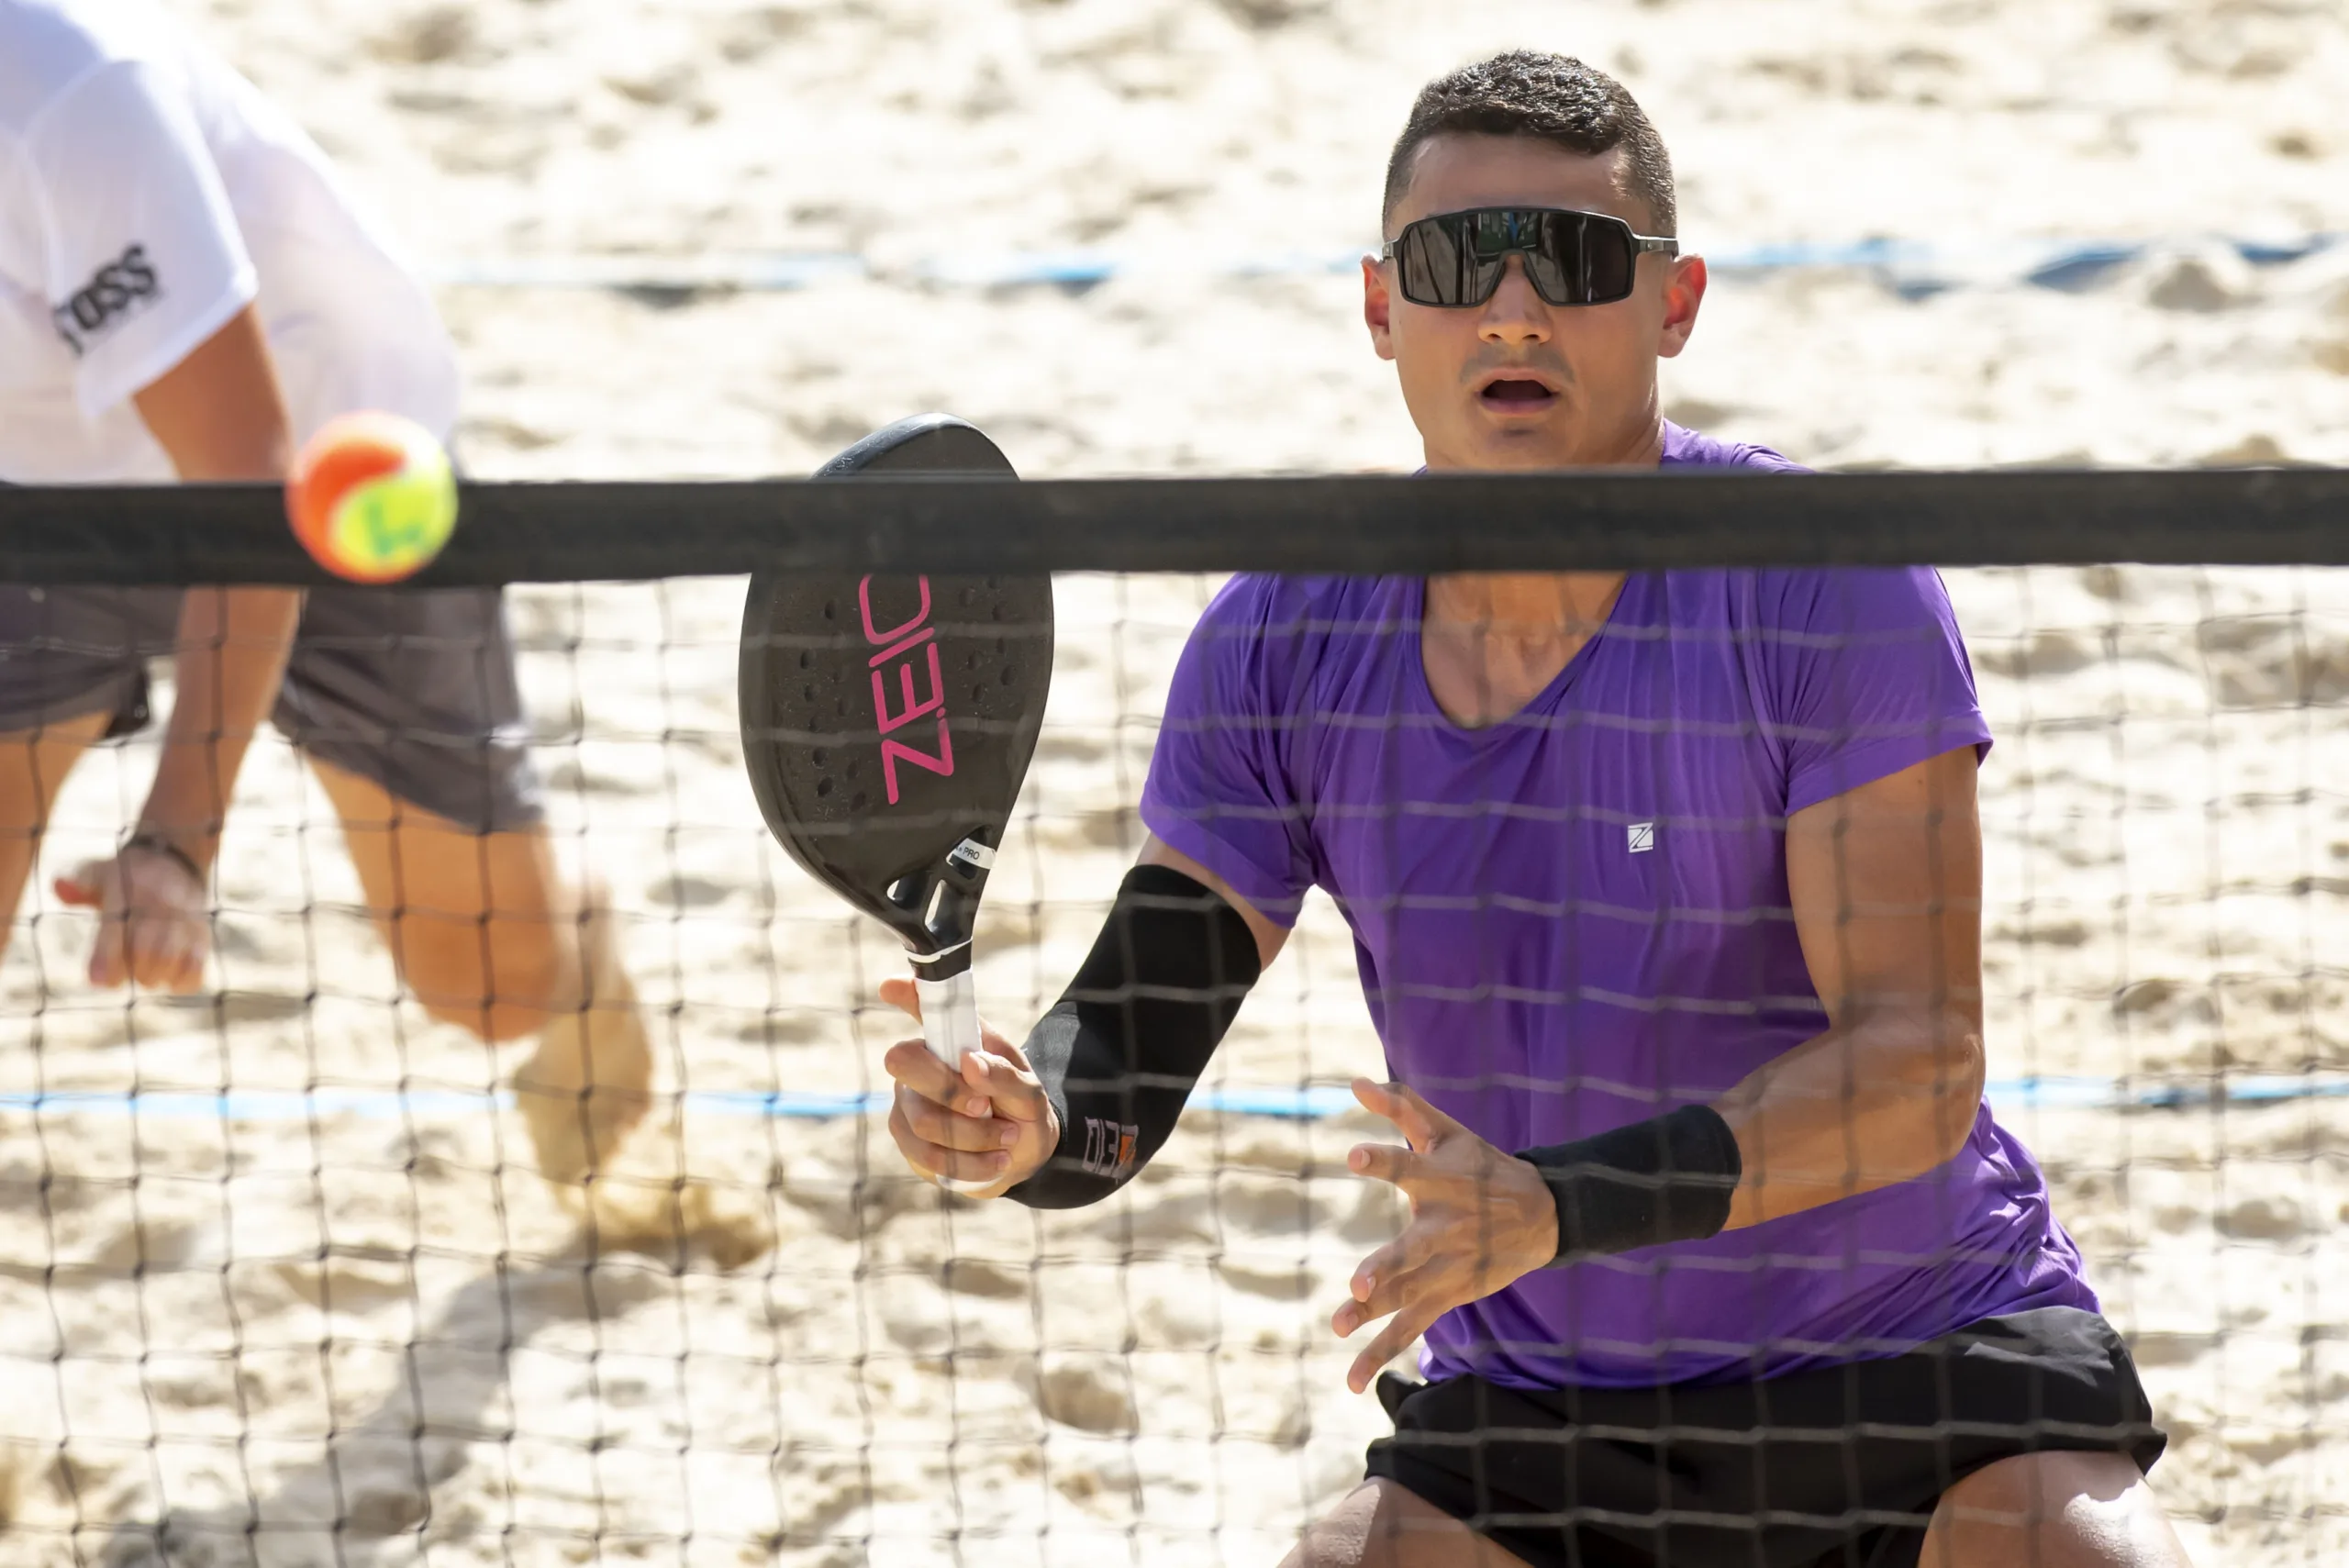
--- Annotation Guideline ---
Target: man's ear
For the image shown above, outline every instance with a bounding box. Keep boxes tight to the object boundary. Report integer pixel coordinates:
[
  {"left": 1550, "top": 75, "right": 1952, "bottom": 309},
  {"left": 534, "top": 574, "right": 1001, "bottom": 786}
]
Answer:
[
  {"left": 1364, "top": 254, "right": 1397, "bottom": 361},
  {"left": 1656, "top": 254, "right": 1707, "bottom": 361}
]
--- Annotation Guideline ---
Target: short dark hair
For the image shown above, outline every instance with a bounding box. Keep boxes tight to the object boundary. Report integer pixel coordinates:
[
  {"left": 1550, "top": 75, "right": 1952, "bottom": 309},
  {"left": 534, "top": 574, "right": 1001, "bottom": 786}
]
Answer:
[{"left": 1382, "top": 50, "right": 1676, "bottom": 236}]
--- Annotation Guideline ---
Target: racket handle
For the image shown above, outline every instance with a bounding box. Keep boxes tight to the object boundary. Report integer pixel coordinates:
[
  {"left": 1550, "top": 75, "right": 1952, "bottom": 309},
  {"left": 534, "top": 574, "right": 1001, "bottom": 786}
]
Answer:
[
  {"left": 914, "top": 966, "right": 996, "bottom": 1198},
  {"left": 916, "top": 966, "right": 981, "bottom": 1065}
]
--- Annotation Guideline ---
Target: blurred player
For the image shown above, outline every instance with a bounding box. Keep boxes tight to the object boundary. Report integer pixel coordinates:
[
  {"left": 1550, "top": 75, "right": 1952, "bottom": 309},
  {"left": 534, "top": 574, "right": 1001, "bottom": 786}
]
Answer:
[
  {"left": 877, "top": 50, "right": 2190, "bottom": 1568},
  {"left": 0, "top": 0, "right": 654, "bottom": 1209}
]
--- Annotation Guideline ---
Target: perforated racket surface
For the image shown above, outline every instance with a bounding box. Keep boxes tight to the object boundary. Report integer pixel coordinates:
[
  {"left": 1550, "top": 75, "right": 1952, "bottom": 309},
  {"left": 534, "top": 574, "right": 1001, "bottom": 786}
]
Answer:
[{"left": 739, "top": 417, "right": 1052, "bottom": 1188}]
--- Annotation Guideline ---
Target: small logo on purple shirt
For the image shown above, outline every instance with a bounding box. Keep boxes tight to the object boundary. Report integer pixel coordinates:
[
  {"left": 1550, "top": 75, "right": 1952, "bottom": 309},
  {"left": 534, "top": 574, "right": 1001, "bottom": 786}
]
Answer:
[{"left": 1627, "top": 821, "right": 1655, "bottom": 854}]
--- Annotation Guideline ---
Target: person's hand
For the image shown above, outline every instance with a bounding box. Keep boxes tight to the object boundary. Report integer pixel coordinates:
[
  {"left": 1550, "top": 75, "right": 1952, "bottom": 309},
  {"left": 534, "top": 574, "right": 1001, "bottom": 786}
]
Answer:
[
  {"left": 877, "top": 977, "right": 1059, "bottom": 1198},
  {"left": 1331, "top": 1078, "right": 1559, "bottom": 1394},
  {"left": 53, "top": 843, "right": 210, "bottom": 993}
]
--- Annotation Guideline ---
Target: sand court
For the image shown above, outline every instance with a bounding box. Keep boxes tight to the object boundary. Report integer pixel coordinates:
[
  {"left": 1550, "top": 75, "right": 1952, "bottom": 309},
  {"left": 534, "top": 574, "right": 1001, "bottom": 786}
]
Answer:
[{"left": 4, "top": 0, "right": 2348, "bottom": 1561}]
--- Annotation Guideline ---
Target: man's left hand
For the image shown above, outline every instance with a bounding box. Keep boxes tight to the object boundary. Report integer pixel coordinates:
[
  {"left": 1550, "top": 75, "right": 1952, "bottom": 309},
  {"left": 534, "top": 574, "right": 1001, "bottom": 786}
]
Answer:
[
  {"left": 1332, "top": 1078, "right": 1558, "bottom": 1395},
  {"left": 54, "top": 843, "right": 211, "bottom": 993}
]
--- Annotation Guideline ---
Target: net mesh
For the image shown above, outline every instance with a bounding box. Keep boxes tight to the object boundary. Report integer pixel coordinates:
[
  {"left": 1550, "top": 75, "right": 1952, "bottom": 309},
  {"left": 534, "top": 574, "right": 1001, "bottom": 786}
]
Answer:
[{"left": 0, "top": 552, "right": 2342, "bottom": 1566}]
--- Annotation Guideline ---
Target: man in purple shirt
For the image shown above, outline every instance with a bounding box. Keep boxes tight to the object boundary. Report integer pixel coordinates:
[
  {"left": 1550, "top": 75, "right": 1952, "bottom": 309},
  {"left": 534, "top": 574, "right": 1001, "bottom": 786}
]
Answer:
[{"left": 875, "top": 50, "right": 2189, "bottom": 1568}]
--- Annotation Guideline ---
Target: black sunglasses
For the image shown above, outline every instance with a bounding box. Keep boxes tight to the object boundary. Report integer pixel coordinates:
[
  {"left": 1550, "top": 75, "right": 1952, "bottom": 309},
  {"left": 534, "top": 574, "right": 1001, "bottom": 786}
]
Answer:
[{"left": 1380, "top": 206, "right": 1680, "bottom": 308}]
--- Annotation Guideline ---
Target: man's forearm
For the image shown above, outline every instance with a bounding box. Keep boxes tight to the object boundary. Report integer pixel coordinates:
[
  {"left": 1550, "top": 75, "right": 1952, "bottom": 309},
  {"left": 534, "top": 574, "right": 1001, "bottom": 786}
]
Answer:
[
  {"left": 1711, "top": 1006, "right": 1986, "bottom": 1232},
  {"left": 139, "top": 585, "right": 303, "bottom": 870},
  {"left": 1004, "top": 863, "right": 1261, "bottom": 1208},
  {"left": 124, "top": 305, "right": 306, "bottom": 872}
]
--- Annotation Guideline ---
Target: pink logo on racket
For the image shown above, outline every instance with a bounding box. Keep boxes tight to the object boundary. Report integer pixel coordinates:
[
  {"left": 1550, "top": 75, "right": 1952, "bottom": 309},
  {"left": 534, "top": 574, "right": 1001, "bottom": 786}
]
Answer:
[{"left": 861, "top": 575, "right": 954, "bottom": 805}]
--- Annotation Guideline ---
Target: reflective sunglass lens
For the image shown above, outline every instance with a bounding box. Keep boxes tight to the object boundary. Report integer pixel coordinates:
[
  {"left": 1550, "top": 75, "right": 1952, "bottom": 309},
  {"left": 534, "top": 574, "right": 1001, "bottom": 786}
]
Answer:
[
  {"left": 1581, "top": 217, "right": 1634, "bottom": 304},
  {"left": 1401, "top": 223, "right": 1454, "bottom": 306},
  {"left": 1522, "top": 212, "right": 1582, "bottom": 305},
  {"left": 1393, "top": 209, "right": 1643, "bottom": 307},
  {"left": 1403, "top": 218, "right": 1493, "bottom": 306},
  {"left": 1465, "top": 210, "right": 1515, "bottom": 261}
]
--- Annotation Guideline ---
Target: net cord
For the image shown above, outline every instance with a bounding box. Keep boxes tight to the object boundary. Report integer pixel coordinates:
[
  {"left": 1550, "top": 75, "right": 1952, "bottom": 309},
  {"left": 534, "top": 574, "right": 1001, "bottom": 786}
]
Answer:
[{"left": 4, "top": 467, "right": 2345, "bottom": 584}]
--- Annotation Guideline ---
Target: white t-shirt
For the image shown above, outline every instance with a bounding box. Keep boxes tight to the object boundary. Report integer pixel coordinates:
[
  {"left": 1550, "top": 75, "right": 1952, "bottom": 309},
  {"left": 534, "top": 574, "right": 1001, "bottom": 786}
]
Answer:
[{"left": 0, "top": 0, "right": 458, "bottom": 483}]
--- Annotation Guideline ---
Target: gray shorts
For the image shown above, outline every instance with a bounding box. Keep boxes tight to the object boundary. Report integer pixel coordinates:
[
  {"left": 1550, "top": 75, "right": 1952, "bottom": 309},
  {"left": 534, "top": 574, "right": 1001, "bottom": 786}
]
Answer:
[{"left": 0, "top": 584, "right": 543, "bottom": 835}]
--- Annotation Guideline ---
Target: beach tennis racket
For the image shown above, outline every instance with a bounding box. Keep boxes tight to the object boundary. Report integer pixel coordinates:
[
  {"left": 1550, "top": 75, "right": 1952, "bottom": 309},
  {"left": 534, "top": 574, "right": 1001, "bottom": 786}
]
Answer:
[{"left": 739, "top": 415, "right": 1053, "bottom": 1192}]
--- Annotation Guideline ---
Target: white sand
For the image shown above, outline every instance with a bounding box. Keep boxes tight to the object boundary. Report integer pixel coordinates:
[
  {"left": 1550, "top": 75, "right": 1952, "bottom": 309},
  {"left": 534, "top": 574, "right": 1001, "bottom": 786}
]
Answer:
[{"left": 3, "top": 0, "right": 2347, "bottom": 1562}]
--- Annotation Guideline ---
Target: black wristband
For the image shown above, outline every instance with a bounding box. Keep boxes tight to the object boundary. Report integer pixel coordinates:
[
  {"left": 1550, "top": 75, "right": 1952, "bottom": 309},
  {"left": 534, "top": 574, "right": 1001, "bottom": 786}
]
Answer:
[
  {"left": 122, "top": 831, "right": 206, "bottom": 885},
  {"left": 1516, "top": 1104, "right": 1742, "bottom": 1263},
  {"left": 1005, "top": 864, "right": 1262, "bottom": 1209}
]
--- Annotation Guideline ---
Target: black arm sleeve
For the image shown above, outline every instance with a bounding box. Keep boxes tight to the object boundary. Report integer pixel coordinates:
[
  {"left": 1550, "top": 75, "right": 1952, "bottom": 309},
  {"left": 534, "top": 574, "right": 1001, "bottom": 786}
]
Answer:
[
  {"left": 1516, "top": 1104, "right": 1743, "bottom": 1263},
  {"left": 1004, "top": 863, "right": 1264, "bottom": 1209}
]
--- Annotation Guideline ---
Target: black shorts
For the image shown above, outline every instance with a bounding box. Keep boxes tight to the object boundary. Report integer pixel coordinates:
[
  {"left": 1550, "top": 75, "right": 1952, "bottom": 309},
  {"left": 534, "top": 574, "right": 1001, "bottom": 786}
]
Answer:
[
  {"left": 1363, "top": 1307, "right": 2165, "bottom": 1568},
  {"left": 0, "top": 584, "right": 541, "bottom": 835}
]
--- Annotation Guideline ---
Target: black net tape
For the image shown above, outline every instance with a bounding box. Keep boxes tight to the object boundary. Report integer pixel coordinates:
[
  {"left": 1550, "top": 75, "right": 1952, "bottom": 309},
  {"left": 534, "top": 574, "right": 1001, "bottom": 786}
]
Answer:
[{"left": 2, "top": 466, "right": 2348, "bottom": 583}]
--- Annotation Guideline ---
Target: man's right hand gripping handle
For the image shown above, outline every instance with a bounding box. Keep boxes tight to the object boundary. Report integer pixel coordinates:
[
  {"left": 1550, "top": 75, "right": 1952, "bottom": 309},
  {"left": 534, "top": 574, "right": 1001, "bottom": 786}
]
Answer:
[
  {"left": 876, "top": 862, "right": 1264, "bottom": 1206},
  {"left": 879, "top": 979, "right": 1060, "bottom": 1197}
]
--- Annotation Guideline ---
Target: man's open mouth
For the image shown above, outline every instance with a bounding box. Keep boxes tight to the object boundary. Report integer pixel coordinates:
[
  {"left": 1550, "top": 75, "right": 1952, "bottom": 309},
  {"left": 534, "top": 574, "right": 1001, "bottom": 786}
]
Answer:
[{"left": 1477, "top": 378, "right": 1559, "bottom": 410}]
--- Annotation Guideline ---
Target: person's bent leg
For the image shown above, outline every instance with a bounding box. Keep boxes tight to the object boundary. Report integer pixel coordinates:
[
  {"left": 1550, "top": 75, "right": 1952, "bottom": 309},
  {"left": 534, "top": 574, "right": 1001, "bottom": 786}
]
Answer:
[
  {"left": 280, "top": 582, "right": 769, "bottom": 1261},
  {"left": 304, "top": 754, "right": 654, "bottom": 1183},
  {"left": 271, "top": 579, "right": 661, "bottom": 1187},
  {"left": 0, "top": 711, "right": 111, "bottom": 940},
  {"left": 1280, "top": 1479, "right": 1536, "bottom": 1568},
  {"left": 1921, "top": 1451, "right": 2194, "bottom": 1568}
]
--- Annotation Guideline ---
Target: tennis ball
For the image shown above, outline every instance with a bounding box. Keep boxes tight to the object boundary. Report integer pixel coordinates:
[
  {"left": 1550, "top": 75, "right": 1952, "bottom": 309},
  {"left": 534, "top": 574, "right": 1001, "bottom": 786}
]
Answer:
[{"left": 285, "top": 411, "right": 458, "bottom": 584}]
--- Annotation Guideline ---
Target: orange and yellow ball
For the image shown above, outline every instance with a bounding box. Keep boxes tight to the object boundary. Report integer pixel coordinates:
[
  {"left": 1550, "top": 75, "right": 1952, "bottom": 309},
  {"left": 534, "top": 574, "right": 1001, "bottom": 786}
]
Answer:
[{"left": 285, "top": 411, "right": 458, "bottom": 584}]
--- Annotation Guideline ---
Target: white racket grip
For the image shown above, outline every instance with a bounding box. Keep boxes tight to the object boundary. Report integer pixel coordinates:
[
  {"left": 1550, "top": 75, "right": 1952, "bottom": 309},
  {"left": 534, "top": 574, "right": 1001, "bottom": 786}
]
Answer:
[
  {"left": 915, "top": 967, "right": 996, "bottom": 1197},
  {"left": 917, "top": 967, "right": 981, "bottom": 1065}
]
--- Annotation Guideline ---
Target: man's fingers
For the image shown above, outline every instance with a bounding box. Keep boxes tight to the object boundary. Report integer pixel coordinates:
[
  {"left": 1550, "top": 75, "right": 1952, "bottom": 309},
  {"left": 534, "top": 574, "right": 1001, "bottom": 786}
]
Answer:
[
  {"left": 61, "top": 856, "right": 115, "bottom": 984},
  {"left": 1344, "top": 1226, "right": 1432, "bottom": 1307},
  {"left": 898, "top": 1085, "right": 1023, "bottom": 1153},
  {"left": 1346, "top": 1140, "right": 1417, "bottom": 1187},
  {"left": 1383, "top": 1083, "right": 1453, "bottom": 1150},
  {"left": 1351, "top": 1076, "right": 1397, "bottom": 1121},
  {"left": 885, "top": 1096, "right": 936, "bottom": 1174},
  {"left": 962, "top": 1051, "right": 1048, "bottom": 1121},
  {"left": 52, "top": 863, "right": 104, "bottom": 908},
  {"left": 85, "top": 923, "right": 125, "bottom": 989},
  {"left": 1348, "top": 1305, "right": 1442, "bottom": 1396},
  {"left": 1352, "top": 1077, "right": 1443, "bottom": 1151},
  {"left": 886, "top": 1097, "right": 1012, "bottom": 1184},
  {"left": 127, "top": 936, "right": 173, "bottom": 992},
  {"left": 121, "top": 907, "right": 207, "bottom": 995},
  {"left": 127, "top": 935, "right": 166, "bottom": 991},
  {"left": 929, "top": 1143, "right": 1014, "bottom": 1184},
  {"left": 162, "top": 925, "right": 207, "bottom": 994},
  {"left": 877, "top": 976, "right": 921, "bottom": 1021},
  {"left": 1331, "top": 1265, "right": 1420, "bottom": 1340},
  {"left": 1331, "top": 1229, "right": 1446, "bottom": 1338},
  {"left": 882, "top": 1039, "right": 990, "bottom": 1116},
  {"left": 987, "top": 1030, "right": 1033, "bottom": 1073}
]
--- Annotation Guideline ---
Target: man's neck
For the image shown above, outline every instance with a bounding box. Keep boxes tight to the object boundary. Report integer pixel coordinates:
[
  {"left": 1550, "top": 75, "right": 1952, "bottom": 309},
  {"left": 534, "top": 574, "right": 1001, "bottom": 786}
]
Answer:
[
  {"left": 1421, "top": 572, "right": 1627, "bottom": 727},
  {"left": 1416, "top": 409, "right": 1659, "bottom": 726}
]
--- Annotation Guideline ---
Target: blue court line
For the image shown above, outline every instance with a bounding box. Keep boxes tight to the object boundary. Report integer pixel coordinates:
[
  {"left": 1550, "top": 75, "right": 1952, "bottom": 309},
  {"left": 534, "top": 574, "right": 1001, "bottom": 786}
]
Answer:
[
  {"left": 0, "top": 1075, "right": 2342, "bottom": 1121},
  {"left": 429, "top": 233, "right": 2342, "bottom": 297}
]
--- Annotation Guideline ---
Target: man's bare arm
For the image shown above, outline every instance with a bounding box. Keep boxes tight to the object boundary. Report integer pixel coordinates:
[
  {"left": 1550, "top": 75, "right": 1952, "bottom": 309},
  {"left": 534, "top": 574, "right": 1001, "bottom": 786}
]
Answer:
[
  {"left": 1137, "top": 834, "right": 1291, "bottom": 972},
  {"left": 53, "top": 306, "right": 305, "bottom": 991},
  {"left": 1713, "top": 745, "right": 1987, "bottom": 1230},
  {"left": 128, "top": 302, "right": 304, "bottom": 872}
]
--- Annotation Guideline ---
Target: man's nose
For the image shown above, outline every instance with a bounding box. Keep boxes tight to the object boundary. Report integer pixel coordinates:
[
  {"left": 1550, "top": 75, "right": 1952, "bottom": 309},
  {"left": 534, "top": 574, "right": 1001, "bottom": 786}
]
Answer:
[{"left": 1477, "top": 253, "right": 1552, "bottom": 346}]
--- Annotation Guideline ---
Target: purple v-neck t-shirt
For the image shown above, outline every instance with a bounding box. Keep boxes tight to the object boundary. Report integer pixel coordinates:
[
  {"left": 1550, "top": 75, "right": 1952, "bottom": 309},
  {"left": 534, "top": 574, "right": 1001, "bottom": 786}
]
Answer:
[{"left": 1139, "top": 424, "right": 2094, "bottom": 1391}]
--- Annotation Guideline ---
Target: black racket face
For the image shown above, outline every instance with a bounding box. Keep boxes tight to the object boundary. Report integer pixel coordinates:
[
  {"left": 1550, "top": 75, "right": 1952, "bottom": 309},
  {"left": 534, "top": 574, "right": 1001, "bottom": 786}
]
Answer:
[{"left": 739, "top": 416, "right": 1052, "bottom": 957}]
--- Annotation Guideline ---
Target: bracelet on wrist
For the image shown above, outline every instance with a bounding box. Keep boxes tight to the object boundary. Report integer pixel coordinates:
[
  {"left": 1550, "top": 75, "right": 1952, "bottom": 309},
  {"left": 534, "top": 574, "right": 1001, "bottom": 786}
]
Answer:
[{"left": 122, "top": 831, "right": 207, "bottom": 885}]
